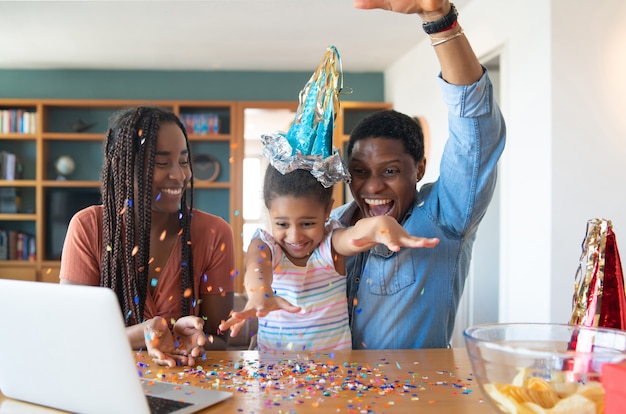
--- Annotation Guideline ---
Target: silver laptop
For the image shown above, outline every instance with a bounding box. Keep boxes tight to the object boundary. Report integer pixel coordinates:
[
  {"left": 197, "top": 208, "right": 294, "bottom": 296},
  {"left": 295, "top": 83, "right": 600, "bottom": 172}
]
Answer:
[{"left": 0, "top": 279, "right": 232, "bottom": 414}]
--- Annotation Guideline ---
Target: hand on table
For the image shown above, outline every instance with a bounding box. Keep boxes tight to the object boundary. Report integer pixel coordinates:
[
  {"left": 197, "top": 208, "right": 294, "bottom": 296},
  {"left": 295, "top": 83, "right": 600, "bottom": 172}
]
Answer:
[{"left": 144, "top": 316, "right": 206, "bottom": 368}]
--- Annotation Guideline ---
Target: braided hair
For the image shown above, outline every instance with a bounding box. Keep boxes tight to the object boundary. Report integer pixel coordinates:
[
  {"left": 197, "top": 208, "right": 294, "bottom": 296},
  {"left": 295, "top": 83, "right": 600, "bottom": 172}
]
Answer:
[{"left": 101, "top": 106, "right": 195, "bottom": 325}]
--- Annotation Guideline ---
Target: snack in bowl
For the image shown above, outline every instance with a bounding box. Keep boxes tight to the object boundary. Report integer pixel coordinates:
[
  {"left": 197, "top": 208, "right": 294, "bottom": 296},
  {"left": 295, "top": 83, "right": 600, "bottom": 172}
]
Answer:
[{"left": 464, "top": 323, "right": 626, "bottom": 414}]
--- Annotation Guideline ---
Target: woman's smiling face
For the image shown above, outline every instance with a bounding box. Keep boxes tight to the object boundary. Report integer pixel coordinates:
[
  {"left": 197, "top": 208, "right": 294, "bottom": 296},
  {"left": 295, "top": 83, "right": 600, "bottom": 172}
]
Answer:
[
  {"left": 150, "top": 122, "right": 191, "bottom": 214},
  {"left": 348, "top": 137, "right": 425, "bottom": 222}
]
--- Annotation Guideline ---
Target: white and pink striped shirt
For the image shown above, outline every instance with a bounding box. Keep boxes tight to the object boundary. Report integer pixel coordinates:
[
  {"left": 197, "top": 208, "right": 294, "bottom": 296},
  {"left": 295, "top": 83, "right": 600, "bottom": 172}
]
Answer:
[{"left": 256, "top": 220, "right": 352, "bottom": 351}]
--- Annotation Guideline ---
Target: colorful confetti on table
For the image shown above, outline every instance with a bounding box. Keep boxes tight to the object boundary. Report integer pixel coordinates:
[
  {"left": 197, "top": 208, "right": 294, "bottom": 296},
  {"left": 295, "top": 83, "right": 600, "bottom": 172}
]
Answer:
[{"left": 135, "top": 352, "right": 478, "bottom": 413}]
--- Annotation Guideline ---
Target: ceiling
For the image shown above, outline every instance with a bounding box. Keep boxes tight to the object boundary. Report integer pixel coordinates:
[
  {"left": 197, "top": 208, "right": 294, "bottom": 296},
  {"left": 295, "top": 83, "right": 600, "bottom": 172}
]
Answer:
[{"left": 0, "top": 0, "right": 467, "bottom": 73}]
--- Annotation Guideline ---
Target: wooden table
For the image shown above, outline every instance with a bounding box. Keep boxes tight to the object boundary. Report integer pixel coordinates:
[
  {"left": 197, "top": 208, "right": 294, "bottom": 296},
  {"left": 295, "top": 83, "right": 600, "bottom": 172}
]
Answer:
[{"left": 0, "top": 348, "right": 494, "bottom": 413}]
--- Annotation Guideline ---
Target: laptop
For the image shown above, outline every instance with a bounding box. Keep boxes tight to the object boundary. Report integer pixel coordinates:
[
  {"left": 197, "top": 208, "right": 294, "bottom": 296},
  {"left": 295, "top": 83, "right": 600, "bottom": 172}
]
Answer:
[{"left": 0, "top": 279, "right": 232, "bottom": 414}]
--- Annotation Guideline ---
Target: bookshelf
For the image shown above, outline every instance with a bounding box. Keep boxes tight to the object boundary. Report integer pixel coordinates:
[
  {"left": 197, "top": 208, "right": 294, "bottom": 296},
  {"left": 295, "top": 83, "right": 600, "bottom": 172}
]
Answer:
[{"left": 0, "top": 98, "right": 390, "bottom": 287}]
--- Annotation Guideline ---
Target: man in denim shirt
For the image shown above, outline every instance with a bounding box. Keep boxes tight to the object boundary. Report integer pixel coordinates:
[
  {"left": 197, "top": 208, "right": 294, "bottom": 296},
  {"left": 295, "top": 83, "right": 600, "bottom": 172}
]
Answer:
[
  {"left": 329, "top": 0, "right": 506, "bottom": 349},
  {"left": 220, "top": 0, "right": 506, "bottom": 349}
]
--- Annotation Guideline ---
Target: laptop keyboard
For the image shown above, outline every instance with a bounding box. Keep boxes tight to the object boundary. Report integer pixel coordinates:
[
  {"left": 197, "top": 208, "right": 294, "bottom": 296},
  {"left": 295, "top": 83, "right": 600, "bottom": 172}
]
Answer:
[{"left": 146, "top": 394, "right": 193, "bottom": 414}]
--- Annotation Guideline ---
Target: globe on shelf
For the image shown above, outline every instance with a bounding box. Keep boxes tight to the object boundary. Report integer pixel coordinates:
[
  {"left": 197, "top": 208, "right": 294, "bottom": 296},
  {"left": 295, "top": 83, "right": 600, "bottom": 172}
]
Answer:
[{"left": 54, "top": 155, "right": 76, "bottom": 180}]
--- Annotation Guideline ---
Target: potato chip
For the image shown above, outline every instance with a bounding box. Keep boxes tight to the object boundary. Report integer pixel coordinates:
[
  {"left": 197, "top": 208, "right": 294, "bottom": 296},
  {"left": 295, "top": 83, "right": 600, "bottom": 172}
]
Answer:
[
  {"left": 549, "top": 393, "right": 596, "bottom": 414},
  {"left": 483, "top": 374, "right": 604, "bottom": 414}
]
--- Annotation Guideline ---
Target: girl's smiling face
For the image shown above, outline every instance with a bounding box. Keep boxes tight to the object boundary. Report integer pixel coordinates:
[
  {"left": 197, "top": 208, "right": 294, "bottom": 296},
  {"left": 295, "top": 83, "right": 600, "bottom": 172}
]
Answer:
[{"left": 267, "top": 195, "right": 331, "bottom": 267}]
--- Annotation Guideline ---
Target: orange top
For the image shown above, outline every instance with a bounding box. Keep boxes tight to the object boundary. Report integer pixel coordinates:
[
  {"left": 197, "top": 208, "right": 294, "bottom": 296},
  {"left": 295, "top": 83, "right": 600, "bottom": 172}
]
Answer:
[{"left": 59, "top": 206, "right": 235, "bottom": 321}]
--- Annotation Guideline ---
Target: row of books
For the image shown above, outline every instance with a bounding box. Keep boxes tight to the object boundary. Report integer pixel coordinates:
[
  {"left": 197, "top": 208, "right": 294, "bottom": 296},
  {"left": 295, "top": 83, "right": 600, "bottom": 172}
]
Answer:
[
  {"left": 0, "top": 151, "right": 20, "bottom": 181},
  {"left": 180, "top": 113, "right": 221, "bottom": 135},
  {"left": 0, "top": 109, "right": 37, "bottom": 134},
  {"left": 0, "top": 229, "right": 35, "bottom": 261}
]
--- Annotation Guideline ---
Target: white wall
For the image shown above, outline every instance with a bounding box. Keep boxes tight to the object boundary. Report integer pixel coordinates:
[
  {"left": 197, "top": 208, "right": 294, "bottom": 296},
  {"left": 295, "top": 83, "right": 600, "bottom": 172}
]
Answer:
[{"left": 384, "top": 0, "right": 626, "bottom": 327}]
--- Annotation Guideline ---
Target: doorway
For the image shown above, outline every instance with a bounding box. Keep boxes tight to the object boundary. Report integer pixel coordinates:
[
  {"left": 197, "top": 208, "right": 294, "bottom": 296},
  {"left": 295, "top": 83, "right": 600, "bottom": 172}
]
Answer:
[{"left": 240, "top": 103, "right": 297, "bottom": 255}]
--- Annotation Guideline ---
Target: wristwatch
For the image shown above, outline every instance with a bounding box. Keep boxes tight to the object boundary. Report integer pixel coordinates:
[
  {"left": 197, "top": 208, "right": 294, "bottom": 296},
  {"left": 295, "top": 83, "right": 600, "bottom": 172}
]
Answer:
[{"left": 422, "top": 3, "right": 458, "bottom": 35}]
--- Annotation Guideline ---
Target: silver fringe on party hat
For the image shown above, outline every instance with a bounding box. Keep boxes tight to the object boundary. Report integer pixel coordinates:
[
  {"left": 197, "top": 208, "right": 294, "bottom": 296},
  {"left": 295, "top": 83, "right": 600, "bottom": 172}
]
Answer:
[{"left": 261, "top": 45, "right": 350, "bottom": 188}]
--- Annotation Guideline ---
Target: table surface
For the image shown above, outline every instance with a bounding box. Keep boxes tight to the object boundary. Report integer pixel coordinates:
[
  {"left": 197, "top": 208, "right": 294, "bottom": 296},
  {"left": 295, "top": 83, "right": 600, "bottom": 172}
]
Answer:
[{"left": 0, "top": 348, "right": 495, "bottom": 413}]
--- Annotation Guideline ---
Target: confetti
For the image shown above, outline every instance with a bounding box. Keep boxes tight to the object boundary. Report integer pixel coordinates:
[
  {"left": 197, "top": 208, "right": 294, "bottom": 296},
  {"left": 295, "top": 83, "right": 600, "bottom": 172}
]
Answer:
[{"left": 134, "top": 352, "right": 479, "bottom": 413}]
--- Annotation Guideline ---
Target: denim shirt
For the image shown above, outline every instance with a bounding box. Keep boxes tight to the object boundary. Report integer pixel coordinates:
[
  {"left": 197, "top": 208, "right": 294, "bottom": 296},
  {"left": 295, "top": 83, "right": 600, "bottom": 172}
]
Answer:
[{"left": 331, "top": 69, "right": 506, "bottom": 349}]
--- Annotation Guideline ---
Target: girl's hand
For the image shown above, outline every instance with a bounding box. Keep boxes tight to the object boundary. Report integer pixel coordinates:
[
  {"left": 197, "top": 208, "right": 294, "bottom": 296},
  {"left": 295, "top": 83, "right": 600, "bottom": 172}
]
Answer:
[{"left": 219, "top": 293, "right": 301, "bottom": 337}]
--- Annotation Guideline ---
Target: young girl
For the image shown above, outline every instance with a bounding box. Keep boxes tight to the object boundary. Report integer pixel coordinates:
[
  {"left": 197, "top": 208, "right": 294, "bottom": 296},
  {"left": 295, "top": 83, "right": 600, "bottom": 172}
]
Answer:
[{"left": 223, "top": 165, "right": 438, "bottom": 351}]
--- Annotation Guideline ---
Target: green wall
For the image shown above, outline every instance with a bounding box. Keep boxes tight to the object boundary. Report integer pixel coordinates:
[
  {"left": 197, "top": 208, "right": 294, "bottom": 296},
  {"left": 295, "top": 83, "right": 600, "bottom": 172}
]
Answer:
[{"left": 0, "top": 69, "right": 384, "bottom": 102}]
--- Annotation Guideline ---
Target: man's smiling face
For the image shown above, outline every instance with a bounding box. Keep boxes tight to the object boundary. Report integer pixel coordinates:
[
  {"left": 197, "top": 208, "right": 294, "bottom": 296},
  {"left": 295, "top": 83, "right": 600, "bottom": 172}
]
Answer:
[{"left": 348, "top": 137, "right": 425, "bottom": 222}]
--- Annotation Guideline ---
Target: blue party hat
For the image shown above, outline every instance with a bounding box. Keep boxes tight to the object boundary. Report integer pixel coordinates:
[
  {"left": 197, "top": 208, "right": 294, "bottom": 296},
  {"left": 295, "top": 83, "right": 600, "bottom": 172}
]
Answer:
[{"left": 261, "top": 46, "right": 349, "bottom": 188}]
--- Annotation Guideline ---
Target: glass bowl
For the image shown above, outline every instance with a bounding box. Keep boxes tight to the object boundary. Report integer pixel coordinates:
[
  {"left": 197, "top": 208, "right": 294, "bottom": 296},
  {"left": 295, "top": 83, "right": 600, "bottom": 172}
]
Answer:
[{"left": 464, "top": 323, "right": 626, "bottom": 414}]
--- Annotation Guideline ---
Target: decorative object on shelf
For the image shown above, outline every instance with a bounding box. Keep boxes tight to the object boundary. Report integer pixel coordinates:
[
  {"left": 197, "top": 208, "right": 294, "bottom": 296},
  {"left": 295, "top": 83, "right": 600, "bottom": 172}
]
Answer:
[
  {"left": 54, "top": 155, "right": 76, "bottom": 180},
  {"left": 69, "top": 119, "right": 97, "bottom": 133},
  {"left": 180, "top": 113, "right": 220, "bottom": 135},
  {"left": 192, "top": 154, "right": 220, "bottom": 182}
]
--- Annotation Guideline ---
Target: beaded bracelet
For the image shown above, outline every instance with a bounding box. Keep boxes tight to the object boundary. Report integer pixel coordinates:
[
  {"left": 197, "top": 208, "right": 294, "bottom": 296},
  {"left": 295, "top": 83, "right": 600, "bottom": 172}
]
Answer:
[{"left": 422, "top": 3, "right": 458, "bottom": 35}]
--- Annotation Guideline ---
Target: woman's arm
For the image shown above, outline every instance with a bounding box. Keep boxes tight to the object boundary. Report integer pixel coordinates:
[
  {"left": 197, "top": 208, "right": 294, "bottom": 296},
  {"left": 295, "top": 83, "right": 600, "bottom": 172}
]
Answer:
[{"left": 199, "top": 292, "right": 232, "bottom": 350}]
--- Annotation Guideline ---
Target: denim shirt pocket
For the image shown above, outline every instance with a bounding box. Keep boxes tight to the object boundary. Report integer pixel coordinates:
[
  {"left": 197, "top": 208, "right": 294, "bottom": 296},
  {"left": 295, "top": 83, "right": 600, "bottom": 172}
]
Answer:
[{"left": 364, "top": 245, "right": 415, "bottom": 296}]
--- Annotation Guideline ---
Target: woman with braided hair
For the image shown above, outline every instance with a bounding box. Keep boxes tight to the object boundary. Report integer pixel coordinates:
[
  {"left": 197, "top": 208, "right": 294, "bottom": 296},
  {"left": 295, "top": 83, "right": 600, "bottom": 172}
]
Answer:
[{"left": 59, "top": 106, "right": 235, "bottom": 367}]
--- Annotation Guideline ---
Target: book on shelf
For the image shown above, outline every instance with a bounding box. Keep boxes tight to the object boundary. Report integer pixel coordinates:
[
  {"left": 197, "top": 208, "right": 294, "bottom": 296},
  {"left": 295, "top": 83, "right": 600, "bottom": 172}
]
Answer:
[
  {"left": 0, "top": 230, "right": 7, "bottom": 260},
  {"left": 7, "top": 230, "right": 17, "bottom": 261},
  {"left": 28, "top": 235, "right": 36, "bottom": 261},
  {"left": 0, "top": 109, "right": 37, "bottom": 134},
  {"left": 16, "top": 232, "right": 24, "bottom": 261},
  {"left": 180, "top": 113, "right": 220, "bottom": 135},
  {"left": 1, "top": 151, "right": 18, "bottom": 181},
  {"left": 0, "top": 187, "right": 17, "bottom": 213}
]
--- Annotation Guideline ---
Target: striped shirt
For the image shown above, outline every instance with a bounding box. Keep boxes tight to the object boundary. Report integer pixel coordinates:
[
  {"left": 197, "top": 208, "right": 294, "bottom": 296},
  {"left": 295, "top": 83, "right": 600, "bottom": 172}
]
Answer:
[{"left": 256, "top": 221, "right": 352, "bottom": 351}]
